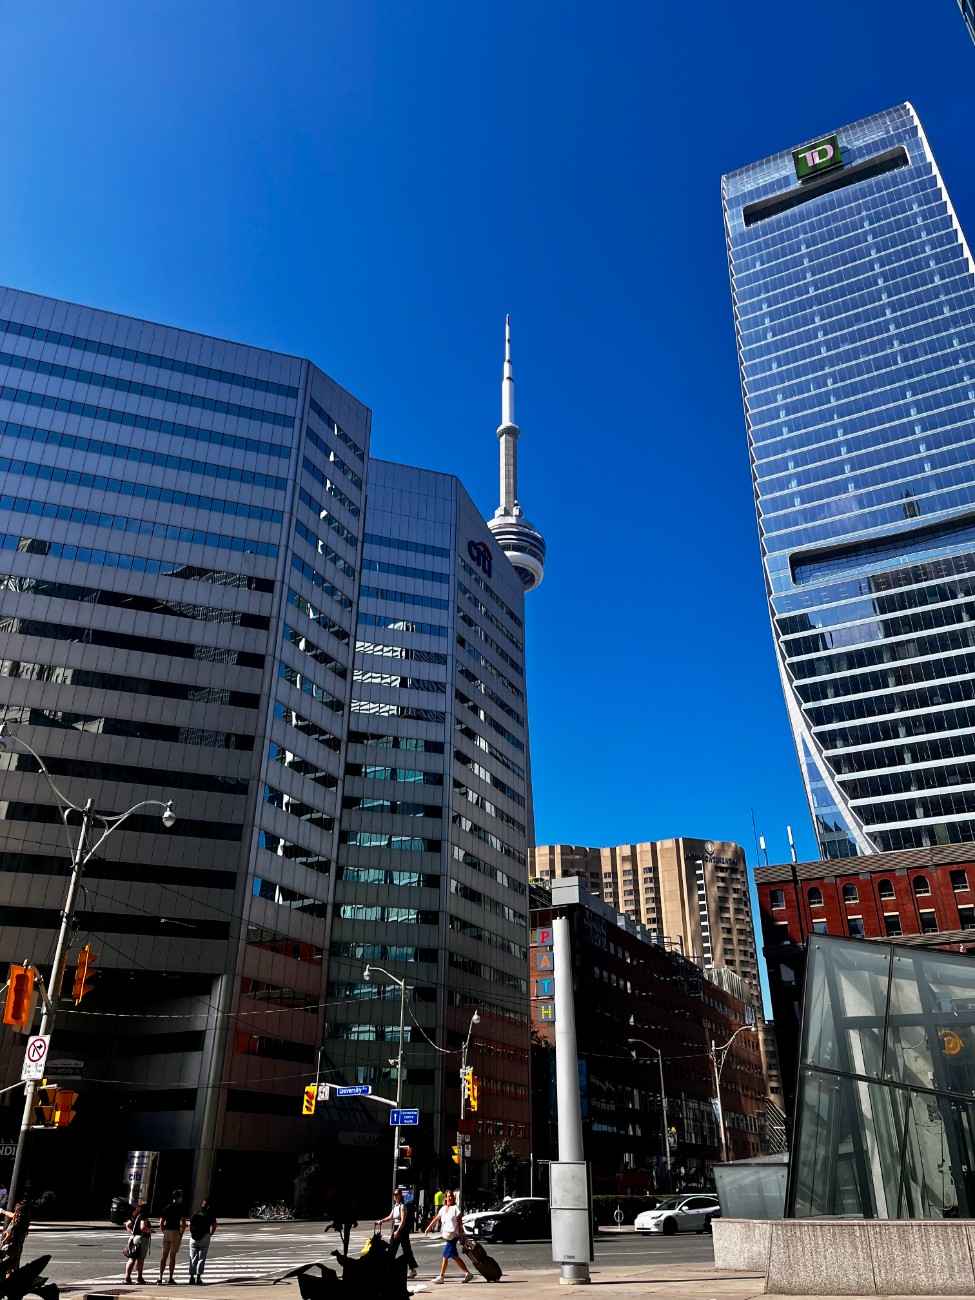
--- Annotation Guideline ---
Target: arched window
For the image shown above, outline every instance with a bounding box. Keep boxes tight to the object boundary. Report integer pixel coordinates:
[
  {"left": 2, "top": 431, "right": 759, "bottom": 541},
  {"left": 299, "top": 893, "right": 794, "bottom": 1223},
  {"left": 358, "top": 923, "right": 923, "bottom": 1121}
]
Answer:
[
  {"left": 912, "top": 876, "right": 931, "bottom": 896},
  {"left": 878, "top": 879, "right": 895, "bottom": 900},
  {"left": 842, "top": 884, "right": 859, "bottom": 904},
  {"left": 808, "top": 887, "right": 824, "bottom": 908}
]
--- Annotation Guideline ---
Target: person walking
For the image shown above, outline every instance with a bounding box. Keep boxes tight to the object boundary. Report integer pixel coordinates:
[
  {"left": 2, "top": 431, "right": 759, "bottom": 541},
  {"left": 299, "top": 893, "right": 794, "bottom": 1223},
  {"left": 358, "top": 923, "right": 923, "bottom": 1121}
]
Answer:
[
  {"left": 376, "top": 1188, "right": 417, "bottom": 1280},
  {"left": 433, "top": 1188, "right": 444, "bottom": 1214},
  {"left": 0, "top": 1199, "right": 31, "bottom": 1279},
  {"left": 157, "top": 1193, "right": 187, "bottom": 1284},
  {"left": 124, "top": 1202, "right": 152, "bottom": 1286},
  {"left": 187, "top": 1200, "right": 217, "bottom": 1286},
  {"left": 424, "top": 1189, "right": 471, "bottom": 1285}
]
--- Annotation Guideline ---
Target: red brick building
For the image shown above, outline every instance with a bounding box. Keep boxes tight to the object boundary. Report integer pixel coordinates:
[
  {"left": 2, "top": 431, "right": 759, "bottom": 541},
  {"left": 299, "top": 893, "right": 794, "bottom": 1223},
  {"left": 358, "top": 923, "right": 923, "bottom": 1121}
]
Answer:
[{"left": 755, "top": 843, "right": 975, "bottom": 1113}]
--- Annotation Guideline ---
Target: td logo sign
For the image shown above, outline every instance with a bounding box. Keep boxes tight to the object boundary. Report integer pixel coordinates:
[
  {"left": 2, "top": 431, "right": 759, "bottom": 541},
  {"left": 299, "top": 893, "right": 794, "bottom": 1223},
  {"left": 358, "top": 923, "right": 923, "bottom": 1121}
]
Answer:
[{"left": 792, "top": 134, "right": 842, "bottom": 181}]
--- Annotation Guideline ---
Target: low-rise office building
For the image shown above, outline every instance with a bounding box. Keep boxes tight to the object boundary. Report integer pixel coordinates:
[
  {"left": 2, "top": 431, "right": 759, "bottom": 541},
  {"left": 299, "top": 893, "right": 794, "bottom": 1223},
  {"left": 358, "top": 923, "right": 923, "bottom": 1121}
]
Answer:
[{"left": 529, "top": 878, "right": 766, "bottom": 1194}]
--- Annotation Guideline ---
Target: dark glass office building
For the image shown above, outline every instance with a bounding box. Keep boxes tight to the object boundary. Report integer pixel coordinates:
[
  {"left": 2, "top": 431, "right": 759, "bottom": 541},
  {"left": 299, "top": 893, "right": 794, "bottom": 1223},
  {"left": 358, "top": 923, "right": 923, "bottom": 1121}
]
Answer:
[
  {"left": 723, "top": 104, "right": 975, "bottom": 859},
  {"left": 0, "top": 288, "right": 532, "bottom": 1210}
]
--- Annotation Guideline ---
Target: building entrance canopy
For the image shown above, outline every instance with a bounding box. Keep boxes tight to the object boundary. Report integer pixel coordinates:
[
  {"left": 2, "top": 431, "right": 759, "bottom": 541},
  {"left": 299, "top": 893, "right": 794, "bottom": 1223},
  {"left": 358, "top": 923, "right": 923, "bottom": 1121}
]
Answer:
[{"left": 792, "top": 934, "right": 975, "bottom": 1218}]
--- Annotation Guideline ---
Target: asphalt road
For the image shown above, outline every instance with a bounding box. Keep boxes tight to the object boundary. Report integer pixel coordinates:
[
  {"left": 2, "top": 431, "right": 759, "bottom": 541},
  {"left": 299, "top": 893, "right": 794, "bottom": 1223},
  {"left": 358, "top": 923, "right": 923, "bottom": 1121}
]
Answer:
[{"left": 29, "top": 1221, "right": 715, "bottom": 1292}]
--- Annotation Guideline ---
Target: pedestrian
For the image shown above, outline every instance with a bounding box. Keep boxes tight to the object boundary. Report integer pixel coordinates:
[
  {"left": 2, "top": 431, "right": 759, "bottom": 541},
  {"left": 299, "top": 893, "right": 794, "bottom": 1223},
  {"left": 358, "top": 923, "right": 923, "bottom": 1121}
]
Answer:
[
  {"left": 124, "top": 1202, "right": 152, "bottom": 1286},
  {"left": 433, "top": 1188, "right": 444, "bottom": 1213},
  {"left": 375, "top": 1188, "right": 417, "bottom": 1280},
  {"left": 187, "top": 1199, "right": 217, "bottom": 1286},
  {"left": 424, "top": 1189, "right": 471, "bottom": 1286},
  {"left": 157, "top": 1193, "right": 187, "bottom": 1284},
  {"left": 0, "top": 1198, "right": 31, "bottom": 1279}
]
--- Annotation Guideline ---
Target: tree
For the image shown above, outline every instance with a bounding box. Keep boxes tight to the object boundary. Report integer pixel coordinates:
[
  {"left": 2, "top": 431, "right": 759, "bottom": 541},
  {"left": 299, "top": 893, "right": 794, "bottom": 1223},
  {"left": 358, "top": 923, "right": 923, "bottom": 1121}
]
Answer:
[{"left": 491, "top": 1141, "right": 517, "bottom": 1199}]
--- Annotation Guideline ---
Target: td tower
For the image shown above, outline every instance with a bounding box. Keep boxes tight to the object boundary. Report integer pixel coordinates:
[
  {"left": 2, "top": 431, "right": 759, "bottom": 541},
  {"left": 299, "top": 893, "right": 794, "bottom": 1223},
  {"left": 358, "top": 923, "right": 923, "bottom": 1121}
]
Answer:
[{"left": 487, "top": 316, "right": 547, "bottom": 591}]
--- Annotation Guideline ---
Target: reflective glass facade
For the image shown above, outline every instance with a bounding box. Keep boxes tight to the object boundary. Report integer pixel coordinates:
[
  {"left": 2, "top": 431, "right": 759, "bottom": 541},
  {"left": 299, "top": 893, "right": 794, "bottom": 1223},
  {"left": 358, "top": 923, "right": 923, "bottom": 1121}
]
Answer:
[
  {"left": 723, "top": 103, "right": 975, "bottom": 858},
  {"left": 960, "top": 0, "right": 975, "bottom": 44},
  {"left": 792, "top": 934, "right": 975, "bottom": 1218}
]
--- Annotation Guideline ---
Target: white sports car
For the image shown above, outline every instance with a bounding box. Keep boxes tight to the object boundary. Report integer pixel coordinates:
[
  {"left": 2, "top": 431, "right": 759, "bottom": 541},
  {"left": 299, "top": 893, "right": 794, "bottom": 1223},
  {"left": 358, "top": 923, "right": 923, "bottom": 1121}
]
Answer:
[{"left": 634, "top": 1194, "right": 721, "bottom": 1235}]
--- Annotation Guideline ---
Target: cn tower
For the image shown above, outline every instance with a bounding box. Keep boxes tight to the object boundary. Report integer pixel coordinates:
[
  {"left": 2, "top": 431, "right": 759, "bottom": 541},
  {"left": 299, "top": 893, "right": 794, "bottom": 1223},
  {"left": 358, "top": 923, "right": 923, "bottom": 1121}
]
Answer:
[{"left": 487, "top": 316, "right": 547, "bottom": 591}]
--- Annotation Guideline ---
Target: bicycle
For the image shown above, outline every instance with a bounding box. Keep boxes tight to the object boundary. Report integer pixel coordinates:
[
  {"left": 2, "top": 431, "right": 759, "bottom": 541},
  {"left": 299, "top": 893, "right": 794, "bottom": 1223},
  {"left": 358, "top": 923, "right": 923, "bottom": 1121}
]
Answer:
[{"left": 249, "top": 1201, "right": 294, "bottom": 1221}]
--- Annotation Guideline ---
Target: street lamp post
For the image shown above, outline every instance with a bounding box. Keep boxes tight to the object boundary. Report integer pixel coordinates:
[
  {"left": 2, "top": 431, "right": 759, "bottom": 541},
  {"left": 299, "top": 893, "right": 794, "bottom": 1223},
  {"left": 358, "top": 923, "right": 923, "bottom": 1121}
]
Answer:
[
  {"left": 709, "top": 1023, "right": 757, "bottom": 1164},
  {"left": 363, "top": 963, "right": 409, "bottom": 1201},
  {"left": 458, "top": 1008, "right": 480, "bottom": 1208},
  {"left": 0, "top": 724, "right": 175, "bottom": 1206},
  {"left": 627, "top": 1036, "right": 671, "bottom": 1177}
]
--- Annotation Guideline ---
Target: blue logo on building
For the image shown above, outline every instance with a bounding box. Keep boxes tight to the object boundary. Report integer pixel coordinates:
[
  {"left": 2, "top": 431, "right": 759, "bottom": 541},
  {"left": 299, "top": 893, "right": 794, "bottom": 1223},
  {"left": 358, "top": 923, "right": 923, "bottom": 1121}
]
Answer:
[{"left": 468, "top": 539, "right": 492, "bottom": 578}]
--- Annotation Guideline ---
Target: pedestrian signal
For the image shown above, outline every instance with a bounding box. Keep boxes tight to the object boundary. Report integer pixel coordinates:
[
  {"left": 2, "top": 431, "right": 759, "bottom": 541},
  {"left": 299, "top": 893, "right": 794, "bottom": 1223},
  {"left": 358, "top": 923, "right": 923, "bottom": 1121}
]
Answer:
[
  {"left": 53, "top": 1089, "right": 78, "bottom": 1127},
  {"left": 397, "top": 1144, "right": 413, "bottom": 1170},
  {"left": 302, "top": 1084, "right": 317, "bottom": 1115},
  {"left": 3, "top": 964, "right": 36, "bottom": 1031},
  {"left": 451, "top": 1145, "right": 460, "bottom": 1165},
  {"left": 941, "top": 1029, "right": 965, "bottom": 1057},
  {"left": 33, "top": 1083, "right": 58, "bottom": 1127},
  {"left": 71, "top": 944, "right": 96, "bottom": 1005}
]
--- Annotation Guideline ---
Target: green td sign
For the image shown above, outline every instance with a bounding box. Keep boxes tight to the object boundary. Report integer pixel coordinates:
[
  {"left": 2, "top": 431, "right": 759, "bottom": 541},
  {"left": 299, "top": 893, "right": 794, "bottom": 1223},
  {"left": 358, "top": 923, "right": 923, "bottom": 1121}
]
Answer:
[{"left": 792, "top": 134, "right": 842, "bottom": 181}]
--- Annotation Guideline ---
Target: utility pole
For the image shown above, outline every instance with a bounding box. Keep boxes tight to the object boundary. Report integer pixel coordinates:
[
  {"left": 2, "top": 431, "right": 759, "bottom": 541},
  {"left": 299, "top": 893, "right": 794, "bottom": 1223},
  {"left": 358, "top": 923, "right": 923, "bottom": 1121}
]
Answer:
[
  {"left": 787, "top": 824, "right": 806, "bottom": 943},
  {"left": 553, "top": 913, "right": 590, "bottom": 1285},
  {"left": 627, "top": 1036, "right": 671, "bottom": 1177},
  {"left": 363, "top": 963, "right": 409, "bottom": 1202},
  {"left": 709, "top": 1024, "right": 757, "bottom": 1165},
  {"left": 458, "top": 1008, "right": 479, "bottom": 1208},
  {"left": 0, "top": 724, "right": 175, "bottom": 1207}
]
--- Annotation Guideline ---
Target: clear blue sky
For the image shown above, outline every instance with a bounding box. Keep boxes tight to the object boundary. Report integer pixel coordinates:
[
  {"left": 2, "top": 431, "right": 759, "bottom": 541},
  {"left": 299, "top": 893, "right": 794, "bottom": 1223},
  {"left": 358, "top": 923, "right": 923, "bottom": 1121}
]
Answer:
[{"left": 2, "top": 0, "right": 972, "bottom": 877}]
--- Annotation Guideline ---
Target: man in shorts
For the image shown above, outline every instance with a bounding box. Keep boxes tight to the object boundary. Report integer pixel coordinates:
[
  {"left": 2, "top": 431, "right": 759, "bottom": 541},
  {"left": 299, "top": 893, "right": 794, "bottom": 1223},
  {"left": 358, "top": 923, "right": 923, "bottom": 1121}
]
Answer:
[
  {"left": 424, "top": 1189, "right": 471, "bottom": 1285},
  {"left": 158, "top": 1193, "right": 187, "bottom": 1284}
]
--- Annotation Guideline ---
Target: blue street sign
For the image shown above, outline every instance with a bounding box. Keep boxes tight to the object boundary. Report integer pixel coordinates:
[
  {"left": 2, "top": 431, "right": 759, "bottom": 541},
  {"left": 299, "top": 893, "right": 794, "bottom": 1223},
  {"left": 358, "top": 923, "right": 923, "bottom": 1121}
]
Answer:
[
  {"left": 390, "top": 1108, "right": 420, "bottom": 1125},
  {"left": 335, "top": 1085, "right": 372, "bottom": 1097}
]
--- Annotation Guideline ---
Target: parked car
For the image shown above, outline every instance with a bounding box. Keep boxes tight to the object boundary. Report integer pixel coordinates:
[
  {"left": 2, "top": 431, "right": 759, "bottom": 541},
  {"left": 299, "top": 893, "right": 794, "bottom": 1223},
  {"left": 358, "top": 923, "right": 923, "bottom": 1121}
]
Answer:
[
  {"left": 464, "top": 1196, "right": 551, "bottom": 1242},
  {"left": 634, "top": 1194, "right": 721, "bottom": 1235}
]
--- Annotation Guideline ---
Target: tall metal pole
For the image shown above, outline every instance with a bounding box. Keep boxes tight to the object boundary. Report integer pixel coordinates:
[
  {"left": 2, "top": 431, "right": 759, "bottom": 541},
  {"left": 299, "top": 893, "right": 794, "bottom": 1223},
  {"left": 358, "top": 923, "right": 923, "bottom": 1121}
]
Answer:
[
  {"left": 553, "top": 914, "right": 590, "bottom": 1285},
  {"left": 656, "top": 1047, "right": 671, "bottom": 1175},
  {"left": 711, "top": 1039, "right": 727, "bottom": 1165},
  {"left": 8, "top": 800, "right": 93, "bottom": 1207},
  {"left": 392, "top": 975, "right": 407, "bottom": 1201},
  {"left": 458, "top": 1036, "right": 468, "bottom": 1207}
]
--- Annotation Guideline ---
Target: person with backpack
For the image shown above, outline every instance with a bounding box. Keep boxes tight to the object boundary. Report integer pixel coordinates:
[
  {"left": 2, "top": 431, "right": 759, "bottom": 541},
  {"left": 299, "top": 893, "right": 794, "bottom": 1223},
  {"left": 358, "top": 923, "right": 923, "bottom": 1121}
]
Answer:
[
  {"left": 123, "top": 1202, "right": 152, "bottom": 1285},
  {"left": 187, "top": 1200, "right": 217, "bottom": 1285}
]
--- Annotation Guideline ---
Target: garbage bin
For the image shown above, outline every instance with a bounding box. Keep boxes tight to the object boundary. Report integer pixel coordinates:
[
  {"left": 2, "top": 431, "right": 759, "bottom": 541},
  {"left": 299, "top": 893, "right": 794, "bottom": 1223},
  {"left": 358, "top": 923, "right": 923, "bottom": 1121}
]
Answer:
[{"left": 110, "top": 1197, "right": 131, "bottom": 1226}]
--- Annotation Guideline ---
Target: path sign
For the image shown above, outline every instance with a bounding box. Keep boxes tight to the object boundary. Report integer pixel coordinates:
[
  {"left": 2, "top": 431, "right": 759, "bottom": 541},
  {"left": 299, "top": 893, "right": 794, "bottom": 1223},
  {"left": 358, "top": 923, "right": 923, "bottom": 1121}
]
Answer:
[
  {"left": 336, "top": 1085, "right": 371, "bottom": 1097},
  {"left": 390, "top": 1108, "right": 419, "bottom": 1126},
  {"left": 21, "top": 1034, "right": 50, "bottom": 1081}
]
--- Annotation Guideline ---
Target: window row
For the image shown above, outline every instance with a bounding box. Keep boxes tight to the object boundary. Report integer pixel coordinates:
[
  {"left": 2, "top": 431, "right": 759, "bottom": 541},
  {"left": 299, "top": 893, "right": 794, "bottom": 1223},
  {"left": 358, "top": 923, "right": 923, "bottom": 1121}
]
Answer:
[
  {"left": 305, "top": 421, "right": 362, "bottom": 488},
  {"left": 277, "top": 662, "right": 344, "bottom": 713},
  {"left": 452, "top": 813, "right": 527, "bottom": 867},
  {"left": 352, "top": 668, "right": 444, "bottom": 692},
  {"left": 0, "top": 416, "right": 288, "bottom": 492},
  {"left": 361, "top": 555, "right": 449, "bottom": 586},
  {"left": 360, "top": 583, "right": 449, "bottom": 612},
  {"left": 283, "top": 622, "right": 347, "bottom": 680},
  {"left": 451, "top": 843, "right": 526, "bottom": 894},
  {"left": 458, "top": 664, "right": 524, "bottom": 726},
  {"left": 0, "top": 655, "right": 260, "bottom": 708},
  {"left": 449, "top": 914, "right": 527, "bottom": 960},
  {"left": 0, "top": 702, "right": 255, "bottom": 751},
  {"left": 358, "top": 611, "right": 447, "bottom": 639},
  {"left": 0, "top": 314, "right": 301, "bottom": 399},
  {"left": 456, "top": 608, "right": 523, "bottom": 674},
  {"left": 454, "top": 781, "right": 526, "bottom": 834},
  {"left": 350, "top": 700, "right": 446, "bottom": 723},
  {"left": 287, "top": 588, "right": 351, "bottom": 646},
  {"left": 257, "top": 830, "right": 331, "bottom": 874},
  {"left": 456, "top": 634, "right": 523, "bottom": 700},
  {"left": 448, "top": 950, "right": 527, "bottom": 993},
  {"left": 456, "top": 689, "right": 524, "bottom": 751},
  {"left": 294, "top": 518, "right": 357, "bottom": 581},
  {"left": 449, "top": 877, "right": 527, "bottom": 926},
  {"left": 0, "top": 571, "right": 270, "bottom": 630},
  {"left": 252, "top": 876, "right": 327, "bottom": 917},
  {"left": 263, "top": 783, "right": 334, "bottom": 831},
  {"left": 346, "top": 763, "right": 443, "bottom": 786},
  {"left": 458, "top": 554, "right": 523, "bottom": 629},
  {"left": 362, "top": 532, "right": 449, "bottom": 559},
  {"left": 0, "top": 614, "right": 265, "bottom": 670},
  {"left": 356, "top": 640, "right": 447, "bottom": 666},
  {"left": 456, "top": 723, "right": 526, "bottom": 781},
  {"left": 2, "top": 800, "right": 242, "bottom": 841},
  {"left": 347, "top": 730, "right": 444, "bottom": 754},
  {"left": 1, "top": 490, "right": 278, "bottom": 558},
  {"left": 0, "top": 378, "right": 292, "bottom": 459},
  {"left": 338, "top": 865, "right": 440, "bottom": 888},
  {"left": 458, "top": 582, "right": 524, "bottom": 654},
  {"left": 273, "top": 699, "right": 343, "bottom": 755},
  {"left": 291, "top": 554, "right": 354, "bottom": 612},
  {"left": 301, "top": 457, "right": 360, "bottom": 519},
  {"left": 331, "top": 942, "right": 438, "bottom": 965},
  {"left": 343, "top": 795, "right": 441, "bottom": 819},
  {"left": 341, "top": 831, "right": 441, "bottom": 852},
  {"left": 268, "top": 739, "right": 339, "bottom": 788},
  {"left": 453, "top": 748, "right": 525, "bottom": 806},
  {"left": 297, "top": 486, "right": 358, "bottom": 549},
  {"left": 337, "top": 904, "right": 438, "bottom": 925},
  {"left": 7, "top": 749, "right": 248, "bottom": 795}
]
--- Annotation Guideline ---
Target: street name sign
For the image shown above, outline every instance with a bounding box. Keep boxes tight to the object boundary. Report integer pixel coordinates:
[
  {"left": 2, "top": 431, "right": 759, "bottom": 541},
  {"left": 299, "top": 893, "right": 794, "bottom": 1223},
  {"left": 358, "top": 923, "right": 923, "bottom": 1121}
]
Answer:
[
  {"left": 335, "top": 1085, "right": 372, "bottom": 1097},
  {"left": 21, "top": 1034, "right": 50, "bottom": 1081},
  {"left": 390, "top": 1108, "right": 420, "bottom": 1125}
]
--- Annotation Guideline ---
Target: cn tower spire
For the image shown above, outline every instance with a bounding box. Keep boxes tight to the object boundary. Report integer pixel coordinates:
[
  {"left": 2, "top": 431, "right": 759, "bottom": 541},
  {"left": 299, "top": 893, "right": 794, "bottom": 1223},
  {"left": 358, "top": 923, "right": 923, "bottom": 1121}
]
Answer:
[{"left": 487, "top": 315, "right": 546, "bottom": 592}]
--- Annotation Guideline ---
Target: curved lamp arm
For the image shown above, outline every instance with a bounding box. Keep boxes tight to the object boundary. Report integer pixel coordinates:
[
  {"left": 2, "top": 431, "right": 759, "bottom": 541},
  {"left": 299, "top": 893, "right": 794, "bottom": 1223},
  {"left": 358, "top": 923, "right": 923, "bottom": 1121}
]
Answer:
[
  {"left": 715, "top": 1024, "right": 757, "bottom": 1082},
  {"left": 0, "top": 723, "right": 88, "bottom": 814},
  {"left": 83, "top": 799, "right": 176, "bottom": 863}
]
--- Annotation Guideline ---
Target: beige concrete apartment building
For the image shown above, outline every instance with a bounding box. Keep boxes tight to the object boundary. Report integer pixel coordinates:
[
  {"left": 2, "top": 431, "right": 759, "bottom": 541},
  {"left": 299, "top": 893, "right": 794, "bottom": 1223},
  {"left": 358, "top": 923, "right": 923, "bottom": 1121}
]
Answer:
[{"left": 530, "top": 837, "right": 761, "bottom": 1002}]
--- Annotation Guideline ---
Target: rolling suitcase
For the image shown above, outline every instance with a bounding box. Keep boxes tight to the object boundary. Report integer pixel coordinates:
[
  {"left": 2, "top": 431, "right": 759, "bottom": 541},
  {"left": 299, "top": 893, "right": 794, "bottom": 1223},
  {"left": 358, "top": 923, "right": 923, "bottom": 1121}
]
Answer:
[{"left": 463, "top": 1239, "right": 503, "bottom": 1282}]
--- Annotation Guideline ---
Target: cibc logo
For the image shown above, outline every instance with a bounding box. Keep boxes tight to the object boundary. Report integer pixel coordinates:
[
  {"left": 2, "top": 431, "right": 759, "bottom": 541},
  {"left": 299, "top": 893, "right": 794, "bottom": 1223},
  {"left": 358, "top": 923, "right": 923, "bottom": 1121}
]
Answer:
[
  {"left": 793, "top": 134, "right": 842, "bottom": 182},
  {"left": 468, "top": 539, "right": 492, "bottom": 578}
]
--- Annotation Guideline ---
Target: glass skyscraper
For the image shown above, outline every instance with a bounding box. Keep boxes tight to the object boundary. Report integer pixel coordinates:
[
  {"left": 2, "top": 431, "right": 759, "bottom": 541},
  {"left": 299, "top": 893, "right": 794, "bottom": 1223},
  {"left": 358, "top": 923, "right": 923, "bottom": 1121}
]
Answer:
[
  {"left": 723, "top": 104, "right": 975, "bottom": 859},
  {"left": 959, "top": 0, "right": 975, "bottom": 45}
]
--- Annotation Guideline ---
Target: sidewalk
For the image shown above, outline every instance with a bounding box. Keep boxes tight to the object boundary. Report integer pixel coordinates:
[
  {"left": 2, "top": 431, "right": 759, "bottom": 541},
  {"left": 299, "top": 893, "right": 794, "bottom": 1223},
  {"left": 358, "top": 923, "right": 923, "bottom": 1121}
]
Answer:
[
  {"left": 62, "top": 1262, "right": 768, "bottom": 1297},
  {"left": 35, "top": 1220, "right": 259, "bottom": 1233}
]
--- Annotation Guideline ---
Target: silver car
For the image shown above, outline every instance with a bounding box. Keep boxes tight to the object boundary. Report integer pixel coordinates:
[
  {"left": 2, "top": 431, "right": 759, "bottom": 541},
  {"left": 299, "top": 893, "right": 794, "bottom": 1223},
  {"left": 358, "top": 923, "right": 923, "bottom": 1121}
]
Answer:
[{"left": 633, "top": 1194, "right": 721, "bottom": 1235}]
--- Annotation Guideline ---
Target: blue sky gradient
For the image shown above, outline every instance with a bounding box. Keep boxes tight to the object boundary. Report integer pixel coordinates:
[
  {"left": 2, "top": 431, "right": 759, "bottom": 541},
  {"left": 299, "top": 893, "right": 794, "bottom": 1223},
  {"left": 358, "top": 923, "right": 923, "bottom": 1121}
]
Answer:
[{"left": 3, "top": 0, "right": 972, "bottom": 888}]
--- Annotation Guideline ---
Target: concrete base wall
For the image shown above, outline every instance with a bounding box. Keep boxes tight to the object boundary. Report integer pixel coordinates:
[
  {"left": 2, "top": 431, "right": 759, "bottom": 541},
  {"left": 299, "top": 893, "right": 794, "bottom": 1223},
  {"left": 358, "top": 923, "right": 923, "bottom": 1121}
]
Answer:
[{"left": 715, "top": 1219, "right": 975, "bottom": 1295}]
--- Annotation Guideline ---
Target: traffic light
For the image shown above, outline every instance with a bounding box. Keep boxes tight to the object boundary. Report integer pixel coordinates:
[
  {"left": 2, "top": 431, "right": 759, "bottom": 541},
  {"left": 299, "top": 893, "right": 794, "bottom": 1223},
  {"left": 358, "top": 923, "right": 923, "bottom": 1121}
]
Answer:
[
  {"left": 302, "top": 1085, "right": 317, "bottom": 1115},
  {"left": 397, "top": 1144, "right": 412, "bottom": 1171},
  {"left": 71, "top": 944, "right": 96, "bottom": 1005},
  {"left": 33, "top": 1083, "right": 58, "bottom": 1127},
  {"left": 451, "top": 1145, "right": 460, "bottom": 1165},
  {"left": 941, "top": 1029, "right": 966, "bottom": 1057},
  {"left": 3, "top": 964, "right": 36, "bottom": 1031},
  {"left": 53, "top": 1089, "right": 78, "bottom": 1127}
]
